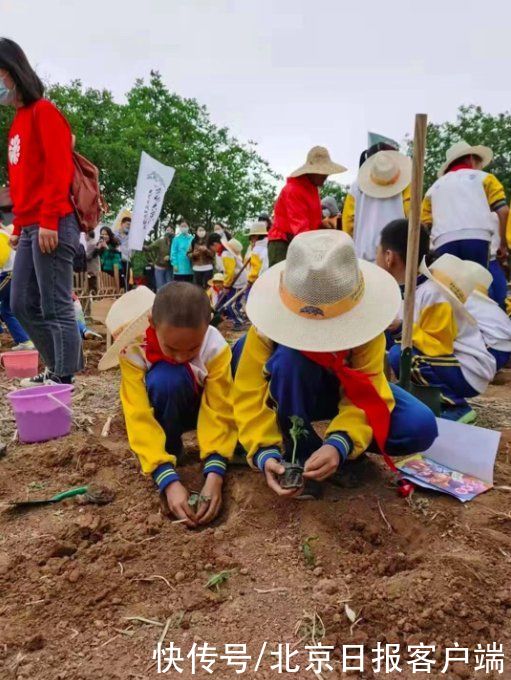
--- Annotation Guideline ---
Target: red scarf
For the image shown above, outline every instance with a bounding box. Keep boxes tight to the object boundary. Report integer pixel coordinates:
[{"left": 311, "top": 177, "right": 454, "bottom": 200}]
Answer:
[
  {"left": 145, "top": 326, "right": 199, "bottom": 393},
  {"left": 301, "top": 350, "right": 414, "bottom": 497},
  {"left": 446, "top": 160, "right": 473, "bottom": 174}
]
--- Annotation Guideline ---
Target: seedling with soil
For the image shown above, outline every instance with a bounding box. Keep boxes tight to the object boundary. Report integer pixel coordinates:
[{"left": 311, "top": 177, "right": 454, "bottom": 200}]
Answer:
[{"left": 280, "top": 416, "right": 308, "bottom": 489}]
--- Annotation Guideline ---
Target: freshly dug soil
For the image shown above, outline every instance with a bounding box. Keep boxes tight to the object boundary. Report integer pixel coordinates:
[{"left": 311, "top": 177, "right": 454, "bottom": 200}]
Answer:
[{"left": 0, "top": 340, "right": 510, "bottom": 679}]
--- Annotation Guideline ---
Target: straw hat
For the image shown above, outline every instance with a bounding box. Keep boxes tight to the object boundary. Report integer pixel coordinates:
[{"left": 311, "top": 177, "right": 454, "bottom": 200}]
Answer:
[
  {"left": 246, "top": 230, "right": 401, "bottom": 352},
  {"left": 358, "top": 151, "right": 412, "bottom": 199},
  {"left": 248, "top": 221, "right": 268, "bottom": 237},
  {"left": 462, "top": 261, "right": 497, "bottom": 306},
  {"left": 438, "top": 140, "right": 493, "bottom": 178},
  {"left": 289, "top": 146, "right": 347, "bottom": 178},
  {"left": 225, "top": 238, "right": 243, "bottom": 257},
  {"left": 98, "top": 286, "right": 155, "bottom": 370},
  {"left": 419, "top": 254, "right": 477, "bottom": 321},
  {"left": 208, "top": 273, "right": 225, "bottom": 287}
]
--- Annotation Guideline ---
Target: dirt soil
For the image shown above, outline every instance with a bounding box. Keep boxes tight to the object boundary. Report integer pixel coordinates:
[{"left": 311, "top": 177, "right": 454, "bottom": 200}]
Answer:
[{"left": 1, "top": 336, "right": 511, "bottom": 679}]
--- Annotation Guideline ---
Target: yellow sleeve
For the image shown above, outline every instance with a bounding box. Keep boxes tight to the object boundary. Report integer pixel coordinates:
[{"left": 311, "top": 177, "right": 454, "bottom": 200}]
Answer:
[
  {"left": 342, "top": 192, "right": 355, "bottom": 237},
  {"left": 483, "top": 174, "right": 506, "bottom": 208},
  {"left": 326, "top": 333, "right": 395, "bottom": 459},
  {"left": 402, "top": 185, "right": 411, "bottom": 218},
  {"left": 421, "top": 195, "right": 432, "bottom": 226},
  {"left": 506, "top": 206, "right": 511, "bottom": 248},
  {"left": 198, "top": 345, "right": 237, "bottom": 460},
  {"left": 223, "top": 254, "right": 236, "bottom": 287},
  {"left": 119, "top": 351, "right": 176, "bottom": 475},
  {"left": 232, "top": 327, "right": 282, "bottom": 465},
  {"left": 248, "top": 252, "right": 262, "bottom": 284},
  {"left": 412, "top": 302, "right": 457, "bottom": 356}
]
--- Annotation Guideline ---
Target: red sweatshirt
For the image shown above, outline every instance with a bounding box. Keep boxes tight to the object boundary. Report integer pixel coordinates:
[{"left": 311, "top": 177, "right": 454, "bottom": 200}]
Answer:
[
  {"left": 268, "top": 175, "right": 322, "bottom": 242},
  {"left": 8, "top": 99, "right": 74, "bottom": 235}
]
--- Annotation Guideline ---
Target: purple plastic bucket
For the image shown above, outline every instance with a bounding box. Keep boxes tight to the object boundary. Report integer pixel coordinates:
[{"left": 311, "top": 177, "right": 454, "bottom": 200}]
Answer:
[{"left": 7, "top": 384, "right": 73, "bottom": 443}]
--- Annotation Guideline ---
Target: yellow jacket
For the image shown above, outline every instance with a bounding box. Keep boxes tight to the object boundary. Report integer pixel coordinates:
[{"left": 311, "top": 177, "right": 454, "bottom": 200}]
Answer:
[
  {"left": 232, "top": 327, "right": 395, "bottom": 466},
  {"left": 119, "top": 326, "right": 237, "bottom": 492}
]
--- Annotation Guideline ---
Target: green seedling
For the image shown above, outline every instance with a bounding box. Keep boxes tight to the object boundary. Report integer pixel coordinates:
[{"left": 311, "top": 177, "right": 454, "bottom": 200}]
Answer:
[
  {"left": 28, "top": 482, "right": 45, "bottom": 492},
  {"left": 206, "top": 570, "right": 232, "bottom": 592},
  {"left": 302, "top": 536, "right": 319, "bottom": 567},
  {"left": 188, "top": 492, "right": 210, "bottom": 511},
  {"left": 289, "top": 416, "right": 309, "bottom": 465}
]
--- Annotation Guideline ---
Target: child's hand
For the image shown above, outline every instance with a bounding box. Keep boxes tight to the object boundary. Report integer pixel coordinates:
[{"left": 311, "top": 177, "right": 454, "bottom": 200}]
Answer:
[
  {"left": 196, "top": 473, "right": 224, "bottom": 525},
  {"left": 263, "top": 458, "right": 302, "bottom": 497},
  {"left": 303, "top": 445, "right": 340, "bottom": 481},
  {"left": 165, "top": 481, "right": 197, "bottom": 528}
]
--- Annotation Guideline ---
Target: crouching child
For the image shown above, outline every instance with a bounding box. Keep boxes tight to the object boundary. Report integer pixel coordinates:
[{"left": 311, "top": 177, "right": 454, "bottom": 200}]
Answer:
[
  {"left": 99, "top": 283, "right": 237, "bottom": 526},
  {"left": 232, "top": 230, "right": 438, "bottom": 499}
]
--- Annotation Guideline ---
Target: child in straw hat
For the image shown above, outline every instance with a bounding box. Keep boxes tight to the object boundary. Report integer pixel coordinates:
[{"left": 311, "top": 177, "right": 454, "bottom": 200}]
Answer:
[
  {"left": 464, "top": 261, "right": 511, "bottom": 371},
  {"left": 377, "top": 219, "right": 496, "bottom": 424},
  {"left": 421, "top": 140, "right": 509, "bottom": 268},
  {"left": 208, "top": 234, "right": 248, "bottom": 329},
  {"left": 232, "top": 230, "right": 437, "bottom": 499},
  {"left": 98, "top": 284, "right": 237, "bottom": 527},
  {"left": 247, "top": 221, "right": 269, "bottom": 285},
  {"left": 207, "top": 272, "right": 225, "bottom": 308},
  {"left": 342, "top": 150, "right": 412, "bottom": 263}
]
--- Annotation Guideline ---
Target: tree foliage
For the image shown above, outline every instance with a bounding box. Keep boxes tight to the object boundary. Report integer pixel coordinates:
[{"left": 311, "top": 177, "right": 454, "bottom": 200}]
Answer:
[
  {"left": 0, "top": 72, "right": 279, "bottom": 234},
  {"left": 406, "top": 105, "right": 511, "bottom": 196},
  {"left": 320, "top": 180, "right": 349, "bottom": 211}
]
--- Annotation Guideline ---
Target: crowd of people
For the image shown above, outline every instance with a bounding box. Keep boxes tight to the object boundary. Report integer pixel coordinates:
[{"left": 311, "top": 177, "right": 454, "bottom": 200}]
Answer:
[{"left": 2, "top": 37, "right": 511, "bottom": 527}]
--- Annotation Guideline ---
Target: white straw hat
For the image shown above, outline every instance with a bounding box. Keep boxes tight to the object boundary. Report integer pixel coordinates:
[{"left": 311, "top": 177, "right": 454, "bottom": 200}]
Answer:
[
  {"left": 98, "top": 286, "right": 155, "bottom": 370},
  {"left": 462, "top": 261, "right": 497, "bottom": 306},
  {"left": 246, "top": 230, "right": 401, "bottom": 352},
  {"left": 225, "top": 238, "right": 243, "bottom": 257},
  {"left": 438, "top": 140, "right": 493, "bottom": 177},
  {"left": 208, "top": 273, "right": 225, "bottom": 286},
  {"left": 289, "top": 146, "right": 347, "bottom": 178},
  {"left": 419, "top": 254, "right": 477, "bottom": 321},
  {"left": 248, "top": 221, "right": 268, "bottom": 237},
  {"left": 358, "top": 150, "right": 412, "bottom": 199}
]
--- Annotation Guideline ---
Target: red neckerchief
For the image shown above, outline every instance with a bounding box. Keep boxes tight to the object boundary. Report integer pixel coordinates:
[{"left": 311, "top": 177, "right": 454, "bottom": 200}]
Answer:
[
  {"left": 301, "top": 350, "right": 414, "bottom": 497},
  {"left": 145, "top": 326, "right": 199, "bottom": 393},
  {"left": 446, "top": 161, "right": 473, "bottom": 174}
]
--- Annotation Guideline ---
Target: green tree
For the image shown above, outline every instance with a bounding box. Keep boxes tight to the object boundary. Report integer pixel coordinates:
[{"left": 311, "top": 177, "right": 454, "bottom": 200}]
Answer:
[
  {"left": 406, "top": 105, "right": 511, "bottom": 196},
  {"left": 0, "top": 72, "right": 279, "bottom": 236}
]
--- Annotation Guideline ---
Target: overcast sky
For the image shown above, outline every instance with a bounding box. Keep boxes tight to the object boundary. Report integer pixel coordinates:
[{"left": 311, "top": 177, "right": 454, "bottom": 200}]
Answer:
[{"left": 2, "top": 0, "right": 511, "bottom": 185}]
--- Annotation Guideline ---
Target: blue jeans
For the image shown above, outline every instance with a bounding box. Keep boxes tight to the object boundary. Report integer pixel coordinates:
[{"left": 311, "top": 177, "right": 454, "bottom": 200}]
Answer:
[
  {"left": 489, "top": 348, "right": 510, "bottom": 371},
  {"left": 10, "top": 214, "right": 83, "bottom": 377},
  {"left": 488, "top": 259, "right": 508, "bottom": 309},
  {"left": 154, "top": 267, "right": 173, "bottom": 291},
  {"left": 0, "top": 273, "right": 30, "bottom": 344},
  {"left": 146, "top": 361, "right": 202, "bottom": 456},
  {"left": 434, "top": 239, "right": 489, "bottom": 268},
  {"left": 232, "top": 338, "right": 438, "bottom": 463}
]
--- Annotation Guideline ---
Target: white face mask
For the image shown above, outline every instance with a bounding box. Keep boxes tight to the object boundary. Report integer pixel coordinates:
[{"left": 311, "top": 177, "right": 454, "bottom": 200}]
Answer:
[
  {"left": 0, "top": 76, "right": 15, "bottom": 106},
  {"left": 180, "top": 225, "right": 189, "bottom": 234}
]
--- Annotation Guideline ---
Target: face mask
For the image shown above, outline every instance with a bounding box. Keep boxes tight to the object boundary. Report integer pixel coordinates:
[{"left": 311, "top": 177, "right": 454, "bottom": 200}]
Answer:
[
  {"left": 180, "top": 225, "right": 189, "bottom": 234},
  {"left": 0, "top": 77, "right": 15, "bottom": 106},
  {"left": 197, "top": 229, "right": 206, "bottom": 238}
]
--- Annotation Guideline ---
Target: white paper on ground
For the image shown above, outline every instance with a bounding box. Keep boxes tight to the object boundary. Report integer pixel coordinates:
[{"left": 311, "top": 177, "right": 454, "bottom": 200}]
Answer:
[{"left": 421, "top": 418, "right": 500, "bottom": 484}]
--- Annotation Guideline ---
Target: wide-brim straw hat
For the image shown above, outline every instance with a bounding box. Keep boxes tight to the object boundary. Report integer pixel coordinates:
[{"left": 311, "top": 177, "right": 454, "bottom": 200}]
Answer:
[
  {"left": 225, "top": 238, "right": 243, "bottom": 257},
  {"left": 208, "top": 273, "right": 225, "bottom": 287},
  {"left": 98, "top": 286, "right": 155, "bottom": 370},
  {"left": 419, "top": 255, "right": 476, "bottom": 322},
  {"left": 463, "top": 260, "right": 498, "bottom": 306},
  {"left": 358, "top": 150, "right": 412, "bottom": 199},
  {"left": 249, "top": 221, "right": 268, "bottom": 237},
  {"left": 246, "top": 230, "right": 401, "bottom": 352},
  {"left": 438, "top": 140, "right": 493, "bottom": 177},
  {"left": 289, "top": 146, "right": 347, "bottom": 178}
]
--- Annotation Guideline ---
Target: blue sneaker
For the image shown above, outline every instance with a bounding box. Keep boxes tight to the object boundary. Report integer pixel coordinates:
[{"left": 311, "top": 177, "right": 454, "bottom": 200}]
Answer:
[{"left": 440, "top": 405, "right": 477, "bottom": 424}]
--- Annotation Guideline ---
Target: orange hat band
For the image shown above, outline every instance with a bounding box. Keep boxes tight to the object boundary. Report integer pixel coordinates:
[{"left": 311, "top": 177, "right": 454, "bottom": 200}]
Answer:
[{"left": 279, "top": 272, "right": 365, "bottom": 320}]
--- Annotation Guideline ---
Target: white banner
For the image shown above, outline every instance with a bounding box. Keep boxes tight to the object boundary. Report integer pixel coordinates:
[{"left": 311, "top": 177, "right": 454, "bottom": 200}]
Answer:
[{"left": 129, "top": 151, "right": 175, "bottom": 251}]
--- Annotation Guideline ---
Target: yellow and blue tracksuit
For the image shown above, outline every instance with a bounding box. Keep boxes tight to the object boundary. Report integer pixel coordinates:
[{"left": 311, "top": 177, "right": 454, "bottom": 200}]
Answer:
[
  {"left": 119, "top": 326, "right": 237, "bottom": 493},
  {"left": 388, "top": 276, "right": 496, "bottom": 409},
  {"left": 231, "top": 327, "right": 437, "bottom": 471},
  {"left": 221, "top": 251, "right": 247, "bottom": 326},
  {"left": 248, "top": 238, "right": 269, "bottom": 284},
  {"left": 422, "top": 170, "right": 507, "bottom": 267},
  {"left": 466, "top": 293, "right": 511, "bottom": 371}
]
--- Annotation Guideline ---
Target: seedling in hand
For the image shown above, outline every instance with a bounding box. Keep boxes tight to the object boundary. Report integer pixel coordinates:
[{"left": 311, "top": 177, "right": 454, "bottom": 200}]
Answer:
[{"left": 280, "top": 416, "right": 308, "bottom": 489}]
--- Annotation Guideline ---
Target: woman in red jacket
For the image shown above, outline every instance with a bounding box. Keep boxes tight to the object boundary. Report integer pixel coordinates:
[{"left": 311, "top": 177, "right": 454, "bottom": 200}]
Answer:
[{"left": 0, "top": 38, "right": 82, "bottom": 385}]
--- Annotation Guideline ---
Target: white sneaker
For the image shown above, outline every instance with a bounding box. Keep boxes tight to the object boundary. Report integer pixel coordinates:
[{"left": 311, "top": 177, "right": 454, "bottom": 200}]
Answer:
[
  {"left": 83, "top": 330, "right": 102, "bottom": 340},
  {"left": 19, "top": 369, "right": 56, "bottom": 388},
  {"left": 12, "top": 340, "right": 35, "bottom": 351}
]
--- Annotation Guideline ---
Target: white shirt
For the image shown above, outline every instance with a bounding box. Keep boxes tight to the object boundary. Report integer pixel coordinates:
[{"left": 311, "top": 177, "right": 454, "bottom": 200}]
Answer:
[{"left": 466, "top": 294, "right": 511, "bottom": 353}]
